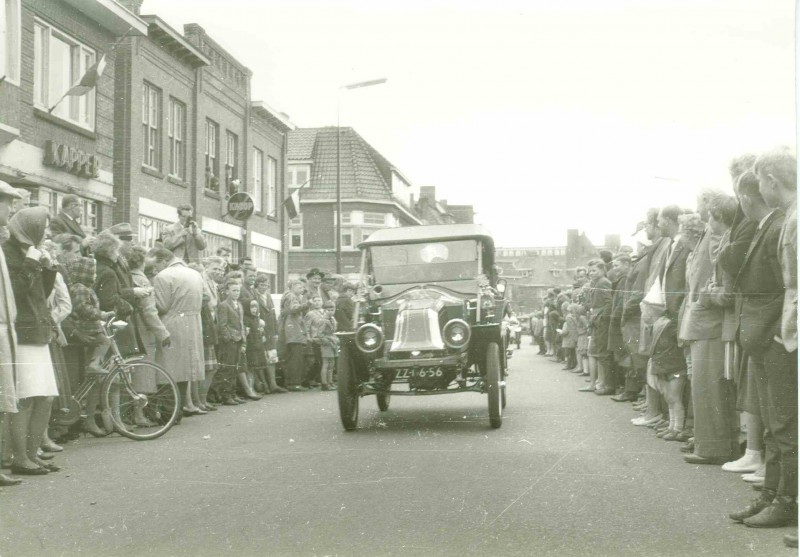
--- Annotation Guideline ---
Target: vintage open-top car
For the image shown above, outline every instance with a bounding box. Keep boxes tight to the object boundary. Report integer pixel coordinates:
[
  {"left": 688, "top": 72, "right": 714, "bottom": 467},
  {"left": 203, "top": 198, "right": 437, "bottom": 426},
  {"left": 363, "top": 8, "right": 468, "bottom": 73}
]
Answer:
[{"left": 336, "top": 223, "right": 509, "bottom": 430}]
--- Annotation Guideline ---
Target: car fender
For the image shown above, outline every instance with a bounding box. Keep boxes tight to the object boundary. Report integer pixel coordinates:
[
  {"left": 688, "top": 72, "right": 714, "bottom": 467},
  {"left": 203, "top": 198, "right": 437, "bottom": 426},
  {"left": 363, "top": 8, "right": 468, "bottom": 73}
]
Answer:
[{"left": 469, "top": 323, "right": 507, "bottom": 372}]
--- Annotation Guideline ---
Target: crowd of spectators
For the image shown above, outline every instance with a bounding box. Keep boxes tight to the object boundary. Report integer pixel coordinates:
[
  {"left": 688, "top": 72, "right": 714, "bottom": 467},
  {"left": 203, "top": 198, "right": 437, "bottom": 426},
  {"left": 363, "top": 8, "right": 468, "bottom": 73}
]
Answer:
[
  {"left": 0, "top": 198, "right": 358, "bottom": 491},
  {"left": 529, "top": 147, "right": 797, "bottom": 546}
]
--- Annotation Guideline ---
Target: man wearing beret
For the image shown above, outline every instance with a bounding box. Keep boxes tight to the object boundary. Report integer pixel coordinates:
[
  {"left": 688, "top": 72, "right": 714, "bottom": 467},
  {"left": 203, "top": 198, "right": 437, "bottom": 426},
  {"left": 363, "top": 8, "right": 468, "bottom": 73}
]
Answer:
[
  {"left": 49, "top": 194, "right": 86, "bottom": 238},
  {"left": 162, "top": 204, "right": 207, "bottom": 264}
]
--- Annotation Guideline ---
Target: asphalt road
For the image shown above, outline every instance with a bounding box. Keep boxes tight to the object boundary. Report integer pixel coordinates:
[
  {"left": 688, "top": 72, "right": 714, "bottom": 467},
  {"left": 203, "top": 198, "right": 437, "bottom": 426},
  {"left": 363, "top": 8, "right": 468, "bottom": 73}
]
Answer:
[{"left": 1, "top": 340, "right": 793, "bottom": 557}]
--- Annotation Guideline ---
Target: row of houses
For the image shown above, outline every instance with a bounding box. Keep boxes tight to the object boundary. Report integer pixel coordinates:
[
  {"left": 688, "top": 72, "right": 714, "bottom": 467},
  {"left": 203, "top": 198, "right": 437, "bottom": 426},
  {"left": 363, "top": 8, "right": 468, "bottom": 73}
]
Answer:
[
  {"left": 496, "top": 230, "right": 621, "bottom": 314},
  {"left": 0, "top": 0, "right": 472, "bottom": 291}
]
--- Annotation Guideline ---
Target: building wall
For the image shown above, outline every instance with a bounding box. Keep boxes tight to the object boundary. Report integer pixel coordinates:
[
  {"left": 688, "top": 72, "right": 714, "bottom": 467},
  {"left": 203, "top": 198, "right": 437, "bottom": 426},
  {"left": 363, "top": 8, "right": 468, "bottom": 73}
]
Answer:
[
  {"left": 0, "top": 0, "right": 128, "bottom": 233},
  {"left": 114, "top": 33, "right": 197, "bottom": 226}
]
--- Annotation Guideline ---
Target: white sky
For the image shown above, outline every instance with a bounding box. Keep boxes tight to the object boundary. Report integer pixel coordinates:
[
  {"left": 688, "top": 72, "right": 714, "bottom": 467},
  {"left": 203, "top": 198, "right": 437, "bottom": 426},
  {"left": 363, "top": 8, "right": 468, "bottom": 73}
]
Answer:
[{"left": 144, "top": 0, "right": 796, "bottom": 247}]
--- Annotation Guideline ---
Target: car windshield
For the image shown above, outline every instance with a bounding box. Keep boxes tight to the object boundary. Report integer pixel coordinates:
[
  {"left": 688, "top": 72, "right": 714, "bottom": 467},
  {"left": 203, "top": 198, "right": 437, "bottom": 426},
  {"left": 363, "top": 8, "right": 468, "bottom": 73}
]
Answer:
[{"left": 370, "top": 239, "right": 480, "bottom": 285}]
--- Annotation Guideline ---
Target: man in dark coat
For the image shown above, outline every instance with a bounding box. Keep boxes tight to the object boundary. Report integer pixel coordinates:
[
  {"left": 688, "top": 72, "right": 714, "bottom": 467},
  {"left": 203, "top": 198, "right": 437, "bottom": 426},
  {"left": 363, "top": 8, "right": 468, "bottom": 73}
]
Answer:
[
  {"left": 728, "top": 155, "right": 797, "bottom": 529},
  {"left": 48, "top": 194, "right": 86, "bottom": 239}
]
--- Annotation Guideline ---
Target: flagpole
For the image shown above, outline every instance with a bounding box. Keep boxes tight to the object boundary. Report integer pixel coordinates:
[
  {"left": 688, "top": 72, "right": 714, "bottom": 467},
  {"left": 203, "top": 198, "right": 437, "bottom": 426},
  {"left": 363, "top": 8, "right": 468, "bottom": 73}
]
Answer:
[{"left": 48, "top": 91, "right": 71, "bottom": 114}]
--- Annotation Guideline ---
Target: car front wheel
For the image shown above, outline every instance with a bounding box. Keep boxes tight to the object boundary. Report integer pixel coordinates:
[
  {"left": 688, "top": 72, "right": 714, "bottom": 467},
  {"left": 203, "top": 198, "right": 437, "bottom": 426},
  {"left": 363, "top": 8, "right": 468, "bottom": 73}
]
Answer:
[
  {"left": 337, "top": 348, "right": 360, "bottom": 431},
  {"left": 486, "top": 342, "right": 503, "bottom": 428}
]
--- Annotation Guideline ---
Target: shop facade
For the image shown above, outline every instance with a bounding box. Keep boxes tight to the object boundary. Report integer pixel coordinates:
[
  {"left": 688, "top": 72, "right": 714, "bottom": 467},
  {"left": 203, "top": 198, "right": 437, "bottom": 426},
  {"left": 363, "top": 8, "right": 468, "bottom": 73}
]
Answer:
[{"left": 0, "top": 0, "right": 147, "bottom": 230}]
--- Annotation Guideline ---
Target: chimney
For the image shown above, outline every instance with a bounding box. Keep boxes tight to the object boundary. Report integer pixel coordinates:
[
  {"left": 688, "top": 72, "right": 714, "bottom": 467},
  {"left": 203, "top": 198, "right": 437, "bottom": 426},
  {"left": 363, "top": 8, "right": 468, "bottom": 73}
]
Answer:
[
  {"left": 117, "top": 0, "right": 143, "bottom": 15},
  {"left": 419, "top": 186, "right": 435, "bottom": 200}
]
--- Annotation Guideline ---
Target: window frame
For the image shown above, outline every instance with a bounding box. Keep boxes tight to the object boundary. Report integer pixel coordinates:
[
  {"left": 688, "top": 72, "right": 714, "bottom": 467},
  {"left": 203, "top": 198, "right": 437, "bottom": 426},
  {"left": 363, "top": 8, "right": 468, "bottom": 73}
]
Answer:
[
  {"left": 266, "top": 156, "right": 277, "bottom": 217},
  {"left": 288, "top": 164, "right": 310, "bottom": 188},
  {"left": 289, "top": 212, "right": 303, "bottom": 249},
  {"left": 251, "top": 147, "right": 263, "bottom": 213},
  {"left": 33, "top": 18, "right": 97, "bottom": 130},
  {"left": 167, "top": 97, "right": 185, "bottom": 180},
  {"left": 1, "top": 0, "right": 21, "bottom": 85},
  {"left": 205, "top": 119, "right": 219, "bottom": 191},
  {"left": 142, "top": 82, "right": 161, "bottom": 170},
  {"left": 225, "top": 131, "right": 238, "bottom": 194}
]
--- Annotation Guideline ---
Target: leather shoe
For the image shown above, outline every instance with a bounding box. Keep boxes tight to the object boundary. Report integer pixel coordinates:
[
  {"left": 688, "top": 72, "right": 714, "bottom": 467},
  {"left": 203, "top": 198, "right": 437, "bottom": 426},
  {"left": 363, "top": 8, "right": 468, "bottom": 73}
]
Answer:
[
  {"left": 611, "top": 392, "right": 637, "bottom": 402},
  {"left": 662, "top": 431, "right": 682, "bottom": 441},
  {"left": 10, "top": 465, "right": 49, "bottom": 476},
  {"left": 684, "top": 454, "right": 730, "bottom": 465},
  {"left": 594, "top": 387, "right": 615, "bottom": 396},
  {"left": 784, "top": 532, "right": 798, "bottom": 548},
  {"left": 0, "top": 473, "right": 22, "bottom": 486},
  {"left": 744, "top": 496, "right": 797, "bottom": 528},
  {"left": 578, "top": 386, "right": 595, "bottom": 392},
  {"left": 679, "top": 441, "right": 695, "bottom": 454},
  {"left": 222, "top": 399, "right": 238, "bottom": 406},
  {"left": 730, "top": 491, "right": 775, "bottom": 522}
]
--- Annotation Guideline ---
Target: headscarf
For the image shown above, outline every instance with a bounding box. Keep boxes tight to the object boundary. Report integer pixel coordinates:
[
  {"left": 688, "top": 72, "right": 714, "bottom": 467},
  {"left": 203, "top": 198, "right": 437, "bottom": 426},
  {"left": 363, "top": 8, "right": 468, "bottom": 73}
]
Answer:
[{"left": 8, "top": 206, "right": 48, "bottom": 247}]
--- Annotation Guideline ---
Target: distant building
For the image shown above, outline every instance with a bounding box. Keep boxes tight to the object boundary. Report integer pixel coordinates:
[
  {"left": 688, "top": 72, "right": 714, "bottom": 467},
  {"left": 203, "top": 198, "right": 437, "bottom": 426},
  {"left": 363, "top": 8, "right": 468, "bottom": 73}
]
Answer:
[
  {"left": 497, "top": 229, "right": 618, "bottom": 313},
  {"left": 287, "top": 127, "right": 473, "bottom": 279}
]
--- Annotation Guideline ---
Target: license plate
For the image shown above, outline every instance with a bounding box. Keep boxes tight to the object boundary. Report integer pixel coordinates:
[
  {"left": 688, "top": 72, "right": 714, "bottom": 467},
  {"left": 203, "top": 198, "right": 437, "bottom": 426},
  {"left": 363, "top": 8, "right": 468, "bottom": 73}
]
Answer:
[{"left": 394, "top": 367, "right": 443, "bottom": 379}]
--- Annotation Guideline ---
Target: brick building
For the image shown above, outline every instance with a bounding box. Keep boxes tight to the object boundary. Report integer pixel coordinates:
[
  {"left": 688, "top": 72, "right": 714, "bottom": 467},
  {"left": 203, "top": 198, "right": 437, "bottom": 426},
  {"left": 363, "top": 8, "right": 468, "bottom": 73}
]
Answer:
[
  {"left": 496, "top": 229, "right": 618, "bottom": 313},
  {"left": 287, "top": 126, "right": 424, "bottom": 279},
  {"left": 287, "top": 127, "right": 475, "bottom": 279},
  {"left": 0, "top": 0, "right": 147, "bottom": 232},
  {"left": 112, "top": 5, "right": 290, "bottom": 291}
]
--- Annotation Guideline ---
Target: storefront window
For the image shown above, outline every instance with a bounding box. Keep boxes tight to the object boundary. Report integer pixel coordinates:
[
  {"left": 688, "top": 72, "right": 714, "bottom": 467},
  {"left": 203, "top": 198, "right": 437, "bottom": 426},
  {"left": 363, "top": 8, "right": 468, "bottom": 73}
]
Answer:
[
  {"left": 202, "top": 232, "right": 240, "bottom": 262},
  {"left": 138, "top": 215, "right": 171, "bottom": 249},
  {"left": 251, "top": 245, "right": 278, "bottom": 291},
  {"left": 40, "top": 188, "right": 98, "bottom": 235}
]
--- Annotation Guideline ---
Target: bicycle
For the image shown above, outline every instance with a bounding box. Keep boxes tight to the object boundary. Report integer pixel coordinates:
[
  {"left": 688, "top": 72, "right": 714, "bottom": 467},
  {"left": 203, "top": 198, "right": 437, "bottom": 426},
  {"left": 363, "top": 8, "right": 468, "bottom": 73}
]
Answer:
[{"left": 51, "top": 315, "right": 181, "bottom": 441}]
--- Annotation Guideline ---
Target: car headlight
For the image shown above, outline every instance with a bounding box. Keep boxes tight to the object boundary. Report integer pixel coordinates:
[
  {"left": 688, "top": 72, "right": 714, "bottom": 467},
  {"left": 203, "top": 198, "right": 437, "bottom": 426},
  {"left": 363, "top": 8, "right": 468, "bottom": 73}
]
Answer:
[
  {"left": 355, "top": 323, "right": 384, "bottom": 353},
  {"left": 480, "top": 296, "right": 495, "bottom": 319},
  {"left": 443, "top": 319, "right": 471, "bottom": 349}
]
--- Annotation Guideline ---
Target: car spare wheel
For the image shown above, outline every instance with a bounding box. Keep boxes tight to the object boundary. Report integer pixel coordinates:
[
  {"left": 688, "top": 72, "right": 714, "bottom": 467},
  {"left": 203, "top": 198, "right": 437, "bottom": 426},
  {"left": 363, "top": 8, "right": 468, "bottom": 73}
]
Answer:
[
  {"left": 486, "top": 342, "right": 503, "bottom": 428},
  {"left": 337, "top": 349, "right": 360, "bottom": 431},
  {"left": 377, "top": 393, "right": 391, "bottom": 411}
]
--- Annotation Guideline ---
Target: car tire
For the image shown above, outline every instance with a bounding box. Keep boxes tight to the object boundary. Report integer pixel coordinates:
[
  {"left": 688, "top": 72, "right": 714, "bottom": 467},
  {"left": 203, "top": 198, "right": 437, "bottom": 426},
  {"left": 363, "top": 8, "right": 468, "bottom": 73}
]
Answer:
[
  {"left": 337, "top": 348, "right": 360, "bottom": 431},
  {"left": 486, "top": 342, "right": 503, "bottom": 429},
  {"left": 377, "top": 393, "right": 391, "bottom": 411}
]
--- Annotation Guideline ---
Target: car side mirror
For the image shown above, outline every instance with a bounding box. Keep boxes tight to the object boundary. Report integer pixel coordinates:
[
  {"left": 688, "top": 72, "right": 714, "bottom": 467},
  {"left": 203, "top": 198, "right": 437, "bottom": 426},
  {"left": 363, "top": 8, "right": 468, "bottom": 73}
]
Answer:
[{"left": 496, "top": 279, "right": 507, "bottom": 297}]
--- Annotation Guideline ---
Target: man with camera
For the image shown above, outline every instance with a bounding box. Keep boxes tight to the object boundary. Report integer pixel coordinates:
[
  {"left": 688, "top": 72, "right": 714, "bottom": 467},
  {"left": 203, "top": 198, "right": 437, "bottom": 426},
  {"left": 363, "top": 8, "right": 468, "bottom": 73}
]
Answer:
[{"left": 162, "top": 204, "right": 207, "bottom": 264}]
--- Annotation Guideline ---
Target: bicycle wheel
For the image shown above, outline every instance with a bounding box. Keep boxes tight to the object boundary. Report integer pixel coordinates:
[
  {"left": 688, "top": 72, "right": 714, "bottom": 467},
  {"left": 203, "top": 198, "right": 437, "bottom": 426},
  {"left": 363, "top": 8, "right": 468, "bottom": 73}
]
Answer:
[{"left": 100, "top": 361, "right": 180, "bottom": 441}]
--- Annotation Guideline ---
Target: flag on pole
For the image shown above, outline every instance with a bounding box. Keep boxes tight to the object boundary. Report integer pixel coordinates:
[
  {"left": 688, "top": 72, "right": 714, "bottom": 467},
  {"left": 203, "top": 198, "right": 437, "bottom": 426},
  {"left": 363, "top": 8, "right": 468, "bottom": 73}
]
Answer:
[
  {"left": 49, "top": 54, "right": 107, "bottom": 113},
  {"left": 283, "top": 189, "right": 300, "bottom": 220},
  {"left": 66, "top": 55, "right": 107, "bottom": 97}
]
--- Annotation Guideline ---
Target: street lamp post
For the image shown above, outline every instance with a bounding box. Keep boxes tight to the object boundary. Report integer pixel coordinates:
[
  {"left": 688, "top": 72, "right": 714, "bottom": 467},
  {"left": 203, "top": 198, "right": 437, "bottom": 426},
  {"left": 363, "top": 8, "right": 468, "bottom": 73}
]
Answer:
[{"left": 336, "top": 78, "right": 387, "bottom": 274}]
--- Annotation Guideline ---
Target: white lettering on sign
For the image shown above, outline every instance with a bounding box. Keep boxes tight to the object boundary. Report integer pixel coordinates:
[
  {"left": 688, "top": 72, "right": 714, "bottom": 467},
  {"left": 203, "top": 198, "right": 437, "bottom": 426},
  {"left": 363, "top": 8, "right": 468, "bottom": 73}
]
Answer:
[{"left": 43, "top": 140, "right": 101, "bottom": 178}]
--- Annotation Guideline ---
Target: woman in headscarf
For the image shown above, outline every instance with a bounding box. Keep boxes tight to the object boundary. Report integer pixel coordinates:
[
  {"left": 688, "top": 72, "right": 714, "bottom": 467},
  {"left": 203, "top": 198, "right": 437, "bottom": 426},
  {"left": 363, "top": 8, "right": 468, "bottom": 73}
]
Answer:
[{"left": 3, "top": 207, "right": 61, "bottom": 475}]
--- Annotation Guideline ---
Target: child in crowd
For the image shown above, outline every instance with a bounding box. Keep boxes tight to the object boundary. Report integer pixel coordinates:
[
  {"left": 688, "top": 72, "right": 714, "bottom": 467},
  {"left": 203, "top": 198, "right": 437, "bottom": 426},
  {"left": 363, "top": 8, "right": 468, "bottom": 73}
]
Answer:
[
  {"left": 63, "top": 256, "right": 114, "bottom": 436},
  {"left": 245, "top": 299, "right": 269, "bottom": 394},
  {"left": 63, "top": 257, "right": 113, "bottom": 373},
  {"left": 216, "top": 280, "right": 248, "bottom": 405},
  {"left": 312, "top": 300, "right": 339, "bottom": 390},
  {"left": 303, "top": 294, "right": 325, "bottom": 388},
  {"left": 575, "top": 305, "right": 590, "bottom": 376},
  {"left": 560, "top": 303, "right": 579, "bottom": 371}
]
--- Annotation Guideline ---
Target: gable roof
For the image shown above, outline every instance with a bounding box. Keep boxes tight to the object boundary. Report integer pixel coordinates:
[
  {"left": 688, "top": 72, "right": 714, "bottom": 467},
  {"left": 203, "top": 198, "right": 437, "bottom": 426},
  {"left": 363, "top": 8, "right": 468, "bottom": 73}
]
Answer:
[{"left": 287, "top": 127, "right": 397, "bottom": 202}]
